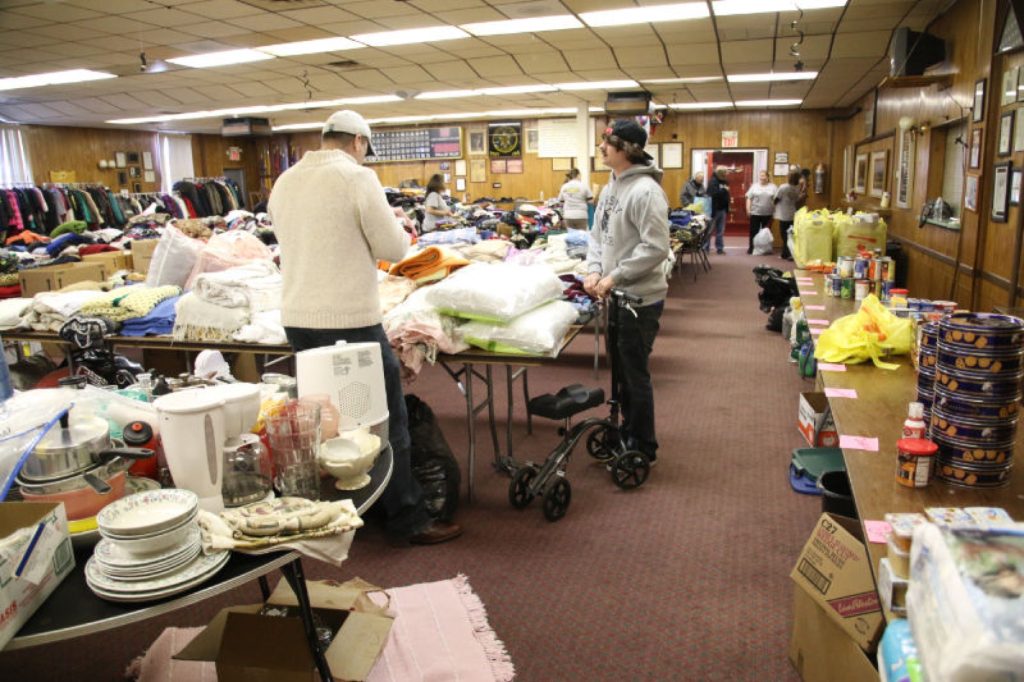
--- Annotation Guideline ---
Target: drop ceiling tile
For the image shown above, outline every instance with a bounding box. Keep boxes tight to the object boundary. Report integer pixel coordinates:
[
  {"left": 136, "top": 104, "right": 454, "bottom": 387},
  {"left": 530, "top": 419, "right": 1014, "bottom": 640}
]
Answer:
[
  {"left": 832, "top": 31, "right": 891, "bottom": 58},
  {"left": 318, "top": 20, "right": 384, "bottom": 35},
  {"left": 261, "top": 26, "right": 337, "bottom": 42},
  {"left": 0, "top": 31, "right": 48, "bottom": 48},
  {"left": 9, "top": 3, "right": 103, "bottom": 22},
  {"left": 345, "top": 51, "right": 411, "bottom": 69},
  {"left": 467, "top": 55, "right": 523, "bottom": 78},
  {"left": 371, "top": 15, "right": 439, "bottom": 30},
  {"left": 512, "top": 51, "right": 569, "bottom": 74},
  {"left": 278, "top": 6, "right": 358, "bottom": 25},
  {"left": 592, "top": 25, "right": 660, "bottom": 42},
  {"left": 135, "top": 28, "right": 203, "bottom": 47},
  {"left": 45, "top": 100, "right": 102, "bottom": 116},
  {"left": 228, "top": 13, "right": 303, "bottom": 32},
  {"left": 231, "top": 81, "right": 279, "bottom": 97},
  {"left": 721, "top": 39, "right": 774, "bottom": 64},
  {"left": 438, "top": 8, "right": 506, "bottom": 23},
  {"left": 124, "top": 8, "right": 205, "bottom": 27},
  {"left": 423, "top": 60, "right": 479, "bottom": 81},
  {"left": 175, "top": 21, "right": 252, "bottom": 39},
  {"left": 216, "top": 32, "right": 281, "bottom": 48},
  {"left": 777, "top": 34, "right": 830, "bottom": 61},
  {"left": 177, "top": 0, "right": 264, "bottom": 21},
  {"left": 729, "top": 83, "right": 772, "bottom": 99},
  {"left": 844, "top": 1, "right": 915, "bottom": 19},
  {"left": 20, "top": 102, "right": 63, "bottom": 117},
  {"left": 838, "top": 17, "right": 907, "bottom": 32},
  {"left": 342, "top": 1, "right": 425, "bottom": 19},
  {"left": 437, "top": 42, "right": 505, "bottom": 59},
  {"left": 74, "top": 97, "right": 124, "bottom": 113},
  {"left": 128, "top": 90, "right": 186, "bottom": 108},
  {"left": 333, "top": 69, "right": 393, "bottom": 89},
  {"left": 78, "top": 16, "right": 162, "bottom": 34},
  {"left": 410, "top": 0, "right": 488, "bottom": 11},
  {"left": 0, "top": 104, "right": 38, "bottom": 121},
  {"left": 0, "top": 10, "right": 48, "bottom": 29},
  {"left": 65, "top": 0, "right": 153, "bottom": 13},
  {"left": 100, "top": 93, "right": 146, "bottom": 110},
  {"left": 563, "top": 47, "right": 617, "bottom": 70},
  {"left": 666, "top": 44, "right": 725, "bottom": 66},
  {"left": 35, "top": 42, "right": 109, "bottom": 58},
  {"left": 615, "top": 46, "right": 669, "bottom": 69},
  {"left": 32, "top": 23, "right": 110, "bottom": 40},
  {"left": 381, "top": 64, "right": 433, "bottom": 84},
  {"left": 160, "top": 86, "right": 215, "bottom": 104}
]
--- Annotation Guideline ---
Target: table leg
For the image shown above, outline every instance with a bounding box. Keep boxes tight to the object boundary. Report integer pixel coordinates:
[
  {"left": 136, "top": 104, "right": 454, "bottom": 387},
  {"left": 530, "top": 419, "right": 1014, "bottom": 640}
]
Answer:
[
  {"left": 593, "top": 310, "right": 601, "bottom": 379},
  {"left": 258, "top": 575, "right": 271, "bottom": 601},
  {"left": 522, "top": 367, "right": 531, "bottom": 435},
  {"left": 485, "top": 365, "right": 500, "bottom": 466},
  {"left": 280, "top": 558, "right": 332, "bottom": 682},
  {"left": 464, "top": 362, "right": 476, "bottom": 502}
]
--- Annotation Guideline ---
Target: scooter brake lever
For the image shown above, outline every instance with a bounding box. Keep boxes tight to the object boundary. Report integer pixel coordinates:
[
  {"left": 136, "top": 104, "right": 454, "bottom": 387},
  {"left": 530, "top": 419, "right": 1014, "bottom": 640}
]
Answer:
[{"left": 624, "top": 302, "right": 638, "bottom": 318}]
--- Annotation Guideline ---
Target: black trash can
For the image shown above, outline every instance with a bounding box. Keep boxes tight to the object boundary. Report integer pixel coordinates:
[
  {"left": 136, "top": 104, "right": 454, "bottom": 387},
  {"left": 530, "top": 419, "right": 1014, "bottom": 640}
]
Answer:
[{"left": 818, "top": 470, "right": 858, "bottom": 519}]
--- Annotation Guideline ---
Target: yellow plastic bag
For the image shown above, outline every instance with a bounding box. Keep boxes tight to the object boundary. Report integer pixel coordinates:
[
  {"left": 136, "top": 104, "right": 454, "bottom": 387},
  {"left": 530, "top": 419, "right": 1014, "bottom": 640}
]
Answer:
[
  {"left": 834, "top": 212, "right": 887, "bottom": 258},
  {"left": 792, "top": 208, "right": 834, "bottom": 266},
  {"left": 813, "top": 294, "right": 913, "bottom": 369}
]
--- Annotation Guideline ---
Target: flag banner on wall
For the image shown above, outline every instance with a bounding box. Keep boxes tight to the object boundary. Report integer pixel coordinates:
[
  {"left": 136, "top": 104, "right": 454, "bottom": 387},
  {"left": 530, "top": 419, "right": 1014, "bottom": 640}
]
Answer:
[{"left": 488, "top": 121, "right": 522, "bottom": 158}]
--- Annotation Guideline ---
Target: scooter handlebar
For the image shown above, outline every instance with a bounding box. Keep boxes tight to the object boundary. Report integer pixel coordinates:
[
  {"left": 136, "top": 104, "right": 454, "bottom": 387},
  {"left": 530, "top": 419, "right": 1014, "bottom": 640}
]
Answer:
[{"left": 609, "top": 289, "right": 643, "bottom": 306}]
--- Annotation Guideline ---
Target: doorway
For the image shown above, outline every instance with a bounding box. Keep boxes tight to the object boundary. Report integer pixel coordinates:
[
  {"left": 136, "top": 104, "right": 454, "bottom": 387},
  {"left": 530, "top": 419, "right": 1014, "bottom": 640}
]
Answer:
[
  {"left": 691, "top": 149, "right": 769, "bottom": 235},
  {"left": 222, "top": 168, "right": 248, "bottom": 209}
]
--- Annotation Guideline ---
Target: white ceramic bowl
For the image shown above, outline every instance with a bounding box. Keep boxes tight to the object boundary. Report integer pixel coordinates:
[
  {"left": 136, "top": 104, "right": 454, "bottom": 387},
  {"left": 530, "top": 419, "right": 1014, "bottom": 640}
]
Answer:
[
  {"left": 319, "top": 435, "right": 379, "bottom": 491},
  {"left": 100, "top": 517, "right": 196, "bottom": 557},
  {"left": 97, "top": 488, "right": 198, "bottom": 538}
]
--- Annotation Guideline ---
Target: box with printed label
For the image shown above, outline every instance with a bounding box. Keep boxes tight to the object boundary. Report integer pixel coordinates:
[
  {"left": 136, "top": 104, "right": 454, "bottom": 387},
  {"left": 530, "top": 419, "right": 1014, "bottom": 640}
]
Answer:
[
  {"left": 130, "top": 239, "right": 160, "bottom": 275},
  {"left": 790, "top": 513, "right": 884, "bottom": 653},
  {"left": 788, "top": 587, "right": 877, "bottom": 682},
  {"left": 798, "top": 392, "right": 838, "bottom": 447},
  {"left": 81, "top": 251, "right": 133, "bottom": 278},
  {"left": 54, "top": 262, "right": 105, "bottom": 289},
  {"left": 0, "top": 502, "right": 75, "bottom": 650}
]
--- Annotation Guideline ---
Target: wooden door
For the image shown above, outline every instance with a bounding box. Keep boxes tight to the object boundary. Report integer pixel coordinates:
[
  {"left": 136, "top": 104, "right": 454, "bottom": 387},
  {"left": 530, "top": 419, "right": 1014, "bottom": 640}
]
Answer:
[{"left": 710, "top": 151, "right": 754, "bottom": 234}]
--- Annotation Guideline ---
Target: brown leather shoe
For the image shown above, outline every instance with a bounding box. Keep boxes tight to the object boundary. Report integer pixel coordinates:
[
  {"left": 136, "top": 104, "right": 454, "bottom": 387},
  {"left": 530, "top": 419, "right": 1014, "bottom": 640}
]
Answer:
[{"left": 409, "top": 520, "right": 463, "bottom": 545}]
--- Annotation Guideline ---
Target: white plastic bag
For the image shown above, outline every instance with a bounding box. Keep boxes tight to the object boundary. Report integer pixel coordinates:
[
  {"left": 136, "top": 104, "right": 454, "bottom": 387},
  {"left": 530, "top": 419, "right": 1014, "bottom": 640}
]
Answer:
[
  {"left": 185, "top": 231, "right": 273, "bottom": 290},
  {"left": 145, "top": 227, "right": 205, "bottom": 289},
  {"left": 752, "top": 226, "right": 774, "bottom": 255},
  {"left": 459, "top": 300, "right": 578, "bottom": 356},
  {"left": 424, "top": 262, "right": 564, "bottom": 324}
]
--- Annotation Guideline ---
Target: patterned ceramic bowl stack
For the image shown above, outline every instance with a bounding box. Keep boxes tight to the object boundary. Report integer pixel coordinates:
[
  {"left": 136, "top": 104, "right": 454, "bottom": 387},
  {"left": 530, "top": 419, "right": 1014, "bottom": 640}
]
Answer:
[
  {"left": 931, "top": 313, "right": 1024, "bottom": 488},
  {"left": 86, "top": 489, "right": 229, "bottom": 602},
  {"left": 916, "top": 322, "right": 939, "bottom": 423}
]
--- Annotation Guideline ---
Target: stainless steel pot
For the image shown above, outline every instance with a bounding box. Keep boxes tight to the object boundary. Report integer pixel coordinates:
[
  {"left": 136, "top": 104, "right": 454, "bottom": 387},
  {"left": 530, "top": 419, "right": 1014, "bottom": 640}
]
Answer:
[{"left": 20, "top": 413, "right": 115, "bottom": 482}]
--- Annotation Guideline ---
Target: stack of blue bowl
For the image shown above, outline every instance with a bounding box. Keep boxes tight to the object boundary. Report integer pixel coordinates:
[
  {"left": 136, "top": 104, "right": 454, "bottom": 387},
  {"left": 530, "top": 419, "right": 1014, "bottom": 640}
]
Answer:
[
  {"left": 916, "top": 322, "right": 939, "bottom": 422},
  {"left": 931, "top": 313, "right": 1024, "bottom": 488}
]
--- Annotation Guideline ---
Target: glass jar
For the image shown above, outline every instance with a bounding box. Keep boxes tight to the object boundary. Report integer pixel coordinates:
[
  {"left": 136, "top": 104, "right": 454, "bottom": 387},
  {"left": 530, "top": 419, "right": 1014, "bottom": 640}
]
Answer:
[{"left": 221, "top": 433, "right": 273, "bottom": 507}]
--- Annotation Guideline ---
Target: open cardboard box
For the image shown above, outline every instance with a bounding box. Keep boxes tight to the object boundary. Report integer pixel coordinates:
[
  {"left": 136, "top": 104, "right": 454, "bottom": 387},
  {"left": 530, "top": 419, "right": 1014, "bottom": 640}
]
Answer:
[
  {"left": 789, "top": 587, "right": 877, "bottom": 682},
  {"left": 797, "top": 392, "right": 838, "bottom": 448},
  {"left": 175, "top": 577, "right": 393, "bottom": 682}
]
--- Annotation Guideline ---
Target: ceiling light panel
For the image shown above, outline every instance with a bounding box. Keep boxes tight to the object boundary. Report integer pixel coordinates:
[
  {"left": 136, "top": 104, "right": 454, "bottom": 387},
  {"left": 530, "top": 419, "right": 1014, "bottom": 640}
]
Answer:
[
  {"left": 580, "top": 3, "right": 710, "bottom": 28},
  {"left": 416, "top": 90, "right": 482, "bottom": 100},
  {"left": 727, "top": 72, "right": 818, "bottom": 82},
  {"left": 461, "top": 15, "right": 583, "bottom": 36},
  {"left": 642, "top": 76, "right": 723, "bottom": 84},
  {"left": 167, "top": 49, "right": 274, "bottom": 68},
  {"left": 556, "top": 80, "right": 639, "bottom": 90},
  {"left": 260, "top": 37, "right": 363, "bottom": 56},
  {"left": 479, "top": 84, "right": 558, "bottom": 95},
  {"left": 0, "top": 69, "right": 116, "bottom": 92},
  {"left": 735, "top": 99, "right": 803, "bottom": 106},
  {"left": 669, "top": 101, "right": 733, "bottom": 109},
  {"left": 712, "top": 0, "right": 847, "bottom": 16},
  {"left": 351, "top": 26, "right": 469, "bottom": 47}
]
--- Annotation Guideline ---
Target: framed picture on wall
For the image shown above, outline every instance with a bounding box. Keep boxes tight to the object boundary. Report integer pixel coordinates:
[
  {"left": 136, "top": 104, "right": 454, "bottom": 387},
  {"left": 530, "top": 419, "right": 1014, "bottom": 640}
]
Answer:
[
  {"left": 455, "top": 178, "right": 466, "bottom": 192},
  {"left": 115, "top": 152, "right": 127, "bottom": 169},
  {"left": 117, "top": 171, "right": 127, "bottom": 187},
  {"left": 132, "top": 182, "right": 142, "bottom": 194},
  {"left": 973, "top": 79, "right": 986, "bottom": 122},
  {"left": 854, "top": 152, "right": 868, "bottom": 193},
  {"left": 469, "top": 131, "right": 486, "bottom": 155},
  {"left": 126, "top": 151, "right": 140, "bottom": 165},
  {"left": 970, "top": 128, "right": 983, "bottom": 169},
  {"left": 661, "top": 142, "right": 683, "bottom": 169},
  {"left": 992, "top": 161, "right": 1012, "bottom": 222},
  {"left": 525, "top": 129, "right": 538, "bottom": 153},
  {"left": 647, "top": 143, "right": 660, "bottom": 168},
  {"left": 965, "top": 174, "right": 979, "bottom": 212},
  {"left": 1015, "top": 109, "right": 1024, "bottom": 152},
  {"left": 1003, "top": 67, "right": 1019, "bottom": 106},
  {"left": 143, "top": 151, "right": 153, "bottom": 170},
  {"left": 999, "top": 111, "right": 1014, "bottom": 155},
  {"left": 1012, "top": 169, "right": 1023, "bottom": 206},
  {"left": 144, "top": 170, "right": 155, "bottom": 183},
  {"left": 868, "top": 150, "right": 888, "bottom": 198},
  {"left": 896, "top": 129, "right": 915, "bottom": 209}
]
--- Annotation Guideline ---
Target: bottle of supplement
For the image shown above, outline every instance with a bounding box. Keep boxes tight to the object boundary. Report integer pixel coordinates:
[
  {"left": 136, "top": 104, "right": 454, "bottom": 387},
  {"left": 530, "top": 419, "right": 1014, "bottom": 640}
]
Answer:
[{"left": 903, "top": 402, "right": 926, "bottom": 439}]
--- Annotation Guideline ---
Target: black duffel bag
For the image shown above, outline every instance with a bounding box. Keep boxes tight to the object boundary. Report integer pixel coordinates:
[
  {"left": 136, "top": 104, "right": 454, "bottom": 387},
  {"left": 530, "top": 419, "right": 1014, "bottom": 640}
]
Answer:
[{"left": 405, "top": 394, "right": 461, "bottom": 522}]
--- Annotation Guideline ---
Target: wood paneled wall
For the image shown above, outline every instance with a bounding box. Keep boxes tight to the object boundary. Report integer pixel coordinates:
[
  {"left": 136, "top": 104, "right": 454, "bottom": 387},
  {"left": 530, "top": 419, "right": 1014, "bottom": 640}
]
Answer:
[
  {"left": 21, "top": 125, "right": 163, "bottom": 192},
  {"left": 827, "top": 0, "right": 1012, "bottom": 310}
]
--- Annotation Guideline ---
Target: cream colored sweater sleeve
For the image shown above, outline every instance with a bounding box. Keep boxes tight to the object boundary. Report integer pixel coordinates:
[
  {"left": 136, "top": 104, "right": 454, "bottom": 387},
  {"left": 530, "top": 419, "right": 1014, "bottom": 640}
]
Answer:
[{"left": 354, "top": 167, "right": 410, "bottom": 264}]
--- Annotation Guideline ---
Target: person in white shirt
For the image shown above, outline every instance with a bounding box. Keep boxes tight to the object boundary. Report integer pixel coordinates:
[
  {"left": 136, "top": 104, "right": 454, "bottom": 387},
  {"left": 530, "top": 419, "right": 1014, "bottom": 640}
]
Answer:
[
  {"left": 421, "top": 174, "right": 453, "bottom": 233},
  {"left": 745, "top": 170, "right": 777, "bottom": 254},
  {"left": 558, "top": 168, "right": 594, "bottom": 230}
]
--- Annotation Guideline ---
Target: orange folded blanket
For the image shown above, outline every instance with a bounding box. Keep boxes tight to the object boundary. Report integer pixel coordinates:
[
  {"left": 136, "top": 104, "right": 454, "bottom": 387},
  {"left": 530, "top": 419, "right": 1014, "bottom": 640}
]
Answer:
[{"left": 388, "top": 246, "right": 469, "bottom": 283}]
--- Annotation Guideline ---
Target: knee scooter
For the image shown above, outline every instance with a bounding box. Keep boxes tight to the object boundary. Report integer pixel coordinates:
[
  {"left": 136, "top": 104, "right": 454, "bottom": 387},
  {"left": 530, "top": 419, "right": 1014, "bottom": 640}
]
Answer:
[{"left": 508, "top": 289, "right": 651, "bottom": 521}]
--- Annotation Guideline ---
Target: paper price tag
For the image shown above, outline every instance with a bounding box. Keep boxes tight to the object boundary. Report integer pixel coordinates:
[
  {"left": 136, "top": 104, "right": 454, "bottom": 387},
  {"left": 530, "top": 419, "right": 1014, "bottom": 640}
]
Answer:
[
  {"left": 817, "top": 362, "right": 846, "bottom": 372},
  {"left": 825, "top": 387, "right": 858, "bottom": 399},
  {"left": 839, "top": 435, "right": 879, "bottom": 451},
  {"left": 804, "top": 305, "right": 826, "bottom": 311},
  {"left": 807, "top": 318, "right": 830, "bottom": 326},
  {"left": 864, "top": 520, "right": 892, "bottom": 544}
]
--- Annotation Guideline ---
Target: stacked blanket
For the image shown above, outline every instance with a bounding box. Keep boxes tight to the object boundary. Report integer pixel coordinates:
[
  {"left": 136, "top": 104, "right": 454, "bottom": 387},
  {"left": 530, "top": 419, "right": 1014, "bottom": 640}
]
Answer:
[
  {"left": 383, "top": 287, "right": 468, "bottom": 379},
  {"left": 121, "top": 295, "right": 180, "bottom": 337},
  {"left": 21, "top": 289, "right": 107, "bottom": 331},
  {"left": 79, "top": 285, "right": 181, "bottom": 322},
  {"left": 192, "top": 260, "right": 281, "bottom": 312},
  {"left": 388, "top": 246, "right": 469, "bottom": 284},
  {"left": 174, "top": 261, "right": 286, "bottom": 344}
]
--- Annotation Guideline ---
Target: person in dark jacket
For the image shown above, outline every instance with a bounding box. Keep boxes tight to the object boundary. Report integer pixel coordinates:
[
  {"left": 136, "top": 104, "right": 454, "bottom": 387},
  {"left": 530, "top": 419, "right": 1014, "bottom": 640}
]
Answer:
[
  {"left": 679, "top": 172, "right": 705, "bottom": 208},
  {"left": 707, "top": 166, "right": 731, "bottom": 254}
]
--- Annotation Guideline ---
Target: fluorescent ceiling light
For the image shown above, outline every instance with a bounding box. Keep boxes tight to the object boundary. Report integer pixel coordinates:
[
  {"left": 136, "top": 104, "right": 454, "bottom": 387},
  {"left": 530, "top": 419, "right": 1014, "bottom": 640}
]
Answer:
[
  {"left": 480, "top": 84, "right": 557, "bottom": 95},
  {"left": 728, "top": 71, "right": 817, "bottom": 82},
  {"left": 712, "top": 0, "right": 847, "bottom": 16},
  {"left": 273, "top": 107, "right": 582, "bottom": 129},
  {"left": 669, "top": 101, "right": 733, "bottom": 109},
  {"left": 0, "top": 68, "right": 115, "bottom": 92},
  {"left": 581, "top": 2, "right": 709, "bottom": 27},
  {"left": 735, "top": 99, "right": 802, "bottom": 106},
  {"left": 642, "top": 76, "right": 722, "bottom": 84},
  {"left": 415, "top": 89, "right": 482, "bottom": 100},
  {"left": 556, "top": 80, "right": 638, "bottom": 90},
  {"left": 461, "top": 15, "right": 583, "bottom": 36},
  {"left": 260, "top": 37, "right": 362, "bottom": 56},
  {"left": 167, "top": 48, "right": 273, "bottom": 68},
  {"left": 351, "top": 26, "right": 468, "bottom": 47},
  {"left": 485, "top": 108, "right": 576, "bottom": 117},
  {"left": 108, "top": 94, "right": 402, "bottom": 125}
]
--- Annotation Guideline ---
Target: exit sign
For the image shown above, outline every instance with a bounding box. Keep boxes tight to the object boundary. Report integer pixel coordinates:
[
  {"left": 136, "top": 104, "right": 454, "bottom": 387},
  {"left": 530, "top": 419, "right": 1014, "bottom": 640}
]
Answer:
[{"left": 722, "top": 131, "right": 739, "bottom": 148}]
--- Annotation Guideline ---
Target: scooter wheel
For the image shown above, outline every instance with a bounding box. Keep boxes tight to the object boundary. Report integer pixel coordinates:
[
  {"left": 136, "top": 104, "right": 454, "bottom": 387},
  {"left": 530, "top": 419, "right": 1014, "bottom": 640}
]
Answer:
[
  {"left": 509, "top": 465, "right": 538, "bottom": 509},
  {"left": 542, "top": 477, "right": 571, "bottom": 521},
  {"left": 586, "top": 427, "right": 619, "bottom": 461},
  {"left": 610, "top": 450, "right": 650, "bottom": 489}
]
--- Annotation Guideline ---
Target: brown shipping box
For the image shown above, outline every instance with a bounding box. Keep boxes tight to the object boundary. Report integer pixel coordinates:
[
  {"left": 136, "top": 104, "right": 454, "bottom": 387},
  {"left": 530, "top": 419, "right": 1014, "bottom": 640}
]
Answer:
[
  {"left": 18, "top": 262, "right": 105, "bottom": 296},
  {"left": 55, "top": 262, "right": 105, "bottom": 289},
  {"left": 175, "top": 577, "right": 393, "bottom": 682},
  {"left": 789, "top": 513, "right": 884, "bottom": 653},
  {"left": 131, "top": 239, "right": 160, "bottom": 275},
  {"left": 82, "top": 251, "right": 133, "bottom": 278},
  {"left": 797, "top": 392, "right": 838, "bottom": 448},
  {"left": 788, "top": 587, "right": 877, "bottom": 682}
]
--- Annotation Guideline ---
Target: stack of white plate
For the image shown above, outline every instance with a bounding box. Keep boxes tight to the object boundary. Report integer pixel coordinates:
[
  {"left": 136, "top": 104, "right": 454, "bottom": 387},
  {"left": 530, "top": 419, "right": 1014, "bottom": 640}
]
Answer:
[{"left": 86, "top": 489, "right": 229, "bottom": 603}]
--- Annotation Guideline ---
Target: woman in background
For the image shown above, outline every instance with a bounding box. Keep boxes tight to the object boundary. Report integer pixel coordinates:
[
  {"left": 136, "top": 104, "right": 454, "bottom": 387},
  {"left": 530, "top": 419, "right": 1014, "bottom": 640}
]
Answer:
[
  {"left": 773, "top": 170, "right": 804, "bottom": 260},
  {"left": 558, "top": 168, "right": 593, "bottom": 230},
  {"left": 421, "top": 174, "right": 453, "bottom": 233},
  {"left": 745, "top": 170, "right": 777, "bottom": 254}
]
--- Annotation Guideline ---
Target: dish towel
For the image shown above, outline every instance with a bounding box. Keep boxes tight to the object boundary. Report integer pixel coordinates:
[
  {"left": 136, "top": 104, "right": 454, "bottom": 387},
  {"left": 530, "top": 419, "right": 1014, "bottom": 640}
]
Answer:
[{"left": 127, "top": 574, "right": 515, "bottom": 682}]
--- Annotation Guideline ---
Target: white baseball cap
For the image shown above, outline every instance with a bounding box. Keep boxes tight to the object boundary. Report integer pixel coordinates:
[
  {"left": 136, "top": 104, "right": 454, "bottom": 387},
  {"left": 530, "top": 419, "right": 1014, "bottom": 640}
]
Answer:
[{"left": 323, "top": 110, "right": 374, "bottom": 155}]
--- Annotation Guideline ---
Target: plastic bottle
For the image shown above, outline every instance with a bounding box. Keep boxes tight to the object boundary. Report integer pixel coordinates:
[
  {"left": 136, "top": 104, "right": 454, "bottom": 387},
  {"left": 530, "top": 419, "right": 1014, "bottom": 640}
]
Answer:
[
  {"left": 0, "top": 336, "right": 13, "bottom": 404},
  {"left": 903, "top": 402, "right": 926, "bottom": 439}
]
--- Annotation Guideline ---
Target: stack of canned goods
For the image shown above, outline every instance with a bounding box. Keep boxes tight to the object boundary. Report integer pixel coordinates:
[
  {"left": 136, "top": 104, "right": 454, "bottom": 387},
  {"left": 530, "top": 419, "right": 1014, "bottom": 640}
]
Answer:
[
  {"left": 930, "top": 312, "right": 1024, "bottom": 488},
  {"left": 826, "top": 253, "right": 896, "bottom": 301},
  {"left": 916, "top": 322, "right": 939, "bottom": 421}
]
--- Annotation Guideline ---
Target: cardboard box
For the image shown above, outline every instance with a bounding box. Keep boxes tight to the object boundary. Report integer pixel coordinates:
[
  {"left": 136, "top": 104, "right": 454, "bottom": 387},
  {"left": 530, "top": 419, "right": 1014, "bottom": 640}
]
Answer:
[
  {"left": 82, "top": 251, "right": 133, "bottom": 278},
  {"left": 17, "top": 266, "right": 63, "bottom": 297},
  {"left": 798, "top": 392, "right": 838, "bottom": 447},
  {"left": 876, "top": 558, "right": 907, "bottom": 617},
  {"left": 789, "top": 587, "right": 877, "bottom": 682},
  {"left": 176, "top": 577, "right": 393, "bottom": 681},
  {"left": 55, "top": 262, "right": 105, "bottom": 289},
  {"left": 130, "top": 238, "right": 160, "bottom": 275},
  {"left": 0, "top": 502, "right": 76, "bottom": 650},
  {"left": 790, "top": 513, "right": 884, "bottom": 653}
]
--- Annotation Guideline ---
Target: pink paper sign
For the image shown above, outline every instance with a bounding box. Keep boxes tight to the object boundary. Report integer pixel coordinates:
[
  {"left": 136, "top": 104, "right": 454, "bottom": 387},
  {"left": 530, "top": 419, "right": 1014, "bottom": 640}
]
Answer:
[
  {"left": 807, "top": 318, "right": 830, "bottom": 326},
  {"left": 796, "top": 278, "right": 814, "bottom": 283},
  {"left": 825, "top": 387, "right": 858, "bottom": 399},
  {"left": 864, "top": 520, "right": 892, "bottom": 544},
  {"left": 840, "top": 435, "right": 879, "bottom": 451},
  {"left": 818, "top": 362, "right": 847, "bottom": 372},
  {"left": 804, "top": 304, "right": 826, "bottom": 310},
  {"left": 810, "top": 327, "right": 824, "bottom": 335}
]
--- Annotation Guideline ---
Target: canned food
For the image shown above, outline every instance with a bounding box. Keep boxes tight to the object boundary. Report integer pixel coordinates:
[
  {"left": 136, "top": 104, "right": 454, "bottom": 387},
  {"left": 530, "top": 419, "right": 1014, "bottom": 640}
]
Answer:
[
  {"left": 936, "top": 343, "right": 1024, "bottom": 375},
  {"left": 854, "top": 279, "right": 870, "bottom": 300},
  {"left": 936, "top": 460, "right": 1012, "bottom": 488},
  {"left": 828, "top": 274, "right": 842, "bottom": 297},
  {"left": 854, "top": 257, "right": 869, "bottom": 279},
  {"left": 931, "top": 408, "right": 1019, "bottom": 444},
  {"left": 933, "top": 386, "right": 1019, "bottom": 419},
  {"left": 935, "top": 367, "right": 1024, "bottom": 400},
  {"left": 838, "top": 256, "right": 854, "bottom": 278},
  {"left": 870, "top": 257, "right": 884, "bottom": 281},
  {"left": 880, "top": 280, "right": 894, "bottom": 302},
  {"left": 932, "top": 431, "right": 1014, "bottom": 466},
  {"left": 940, "top": 312, "right": 1024, "bottom": 351},
  {"left": 896, "top": 438, "right": 938, "bottom": 488},
  {"left": 880, "top": 256, "right": 895, "bottom": 282},
  {"left": 840, "top": 277, "right": 854, "bottom": 299}
]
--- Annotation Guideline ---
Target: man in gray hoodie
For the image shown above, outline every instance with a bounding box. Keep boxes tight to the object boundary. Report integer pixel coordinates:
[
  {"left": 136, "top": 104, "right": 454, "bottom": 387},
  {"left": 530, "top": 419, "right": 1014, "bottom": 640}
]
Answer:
[{"left": 585, "top": 119, "right": 671, "bottom": 464}]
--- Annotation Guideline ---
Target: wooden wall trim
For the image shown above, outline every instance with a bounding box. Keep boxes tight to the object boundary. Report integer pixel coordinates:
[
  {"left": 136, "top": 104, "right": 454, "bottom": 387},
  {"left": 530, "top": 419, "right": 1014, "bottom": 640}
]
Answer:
[{"left": 896, "top": 231, "right": 1024, "bottom": 297}]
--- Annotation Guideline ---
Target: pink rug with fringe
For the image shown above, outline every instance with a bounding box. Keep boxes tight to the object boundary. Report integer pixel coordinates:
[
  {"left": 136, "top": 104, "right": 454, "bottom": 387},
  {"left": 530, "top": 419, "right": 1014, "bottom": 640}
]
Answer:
[{"left": 129, "top": 574, "right": 515, "bottom": 682}]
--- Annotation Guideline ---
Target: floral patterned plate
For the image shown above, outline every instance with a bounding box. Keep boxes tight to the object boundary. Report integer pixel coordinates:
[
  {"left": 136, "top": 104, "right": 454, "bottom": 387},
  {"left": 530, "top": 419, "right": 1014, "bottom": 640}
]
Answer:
[{"left": 85, "top": 548, "right": 228, "bottom": 595}]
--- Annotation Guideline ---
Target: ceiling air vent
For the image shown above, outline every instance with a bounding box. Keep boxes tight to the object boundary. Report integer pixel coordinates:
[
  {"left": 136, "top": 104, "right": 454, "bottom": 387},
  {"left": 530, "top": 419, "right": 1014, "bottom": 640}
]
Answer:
[{"left": 326, "top": 60, "right": 361, "bottom": 70}]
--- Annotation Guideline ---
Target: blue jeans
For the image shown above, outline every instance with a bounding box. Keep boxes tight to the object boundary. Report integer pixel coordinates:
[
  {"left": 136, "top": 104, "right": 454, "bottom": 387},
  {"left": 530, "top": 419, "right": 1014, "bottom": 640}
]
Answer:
[
  {"left": 285, "top": 325, "right": 432, "bottom": 537},
  {"left": 610, "top": 300, "right": 663, "bottom": 458},
  {"left": 709, "top": 210, "right": 727, "bottom": 252}
]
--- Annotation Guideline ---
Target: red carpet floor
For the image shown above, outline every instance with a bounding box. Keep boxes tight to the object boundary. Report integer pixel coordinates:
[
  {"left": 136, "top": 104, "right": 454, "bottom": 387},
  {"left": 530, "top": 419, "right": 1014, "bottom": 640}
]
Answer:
[{"left": 0, "top": 238, "right": 821, "bottom": 680}]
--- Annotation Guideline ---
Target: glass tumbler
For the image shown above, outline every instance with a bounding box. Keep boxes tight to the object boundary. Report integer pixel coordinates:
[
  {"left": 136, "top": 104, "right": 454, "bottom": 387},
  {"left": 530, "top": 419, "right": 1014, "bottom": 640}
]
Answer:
[{"left": 265, "top": 400, "right": 322, "bottom": 500}]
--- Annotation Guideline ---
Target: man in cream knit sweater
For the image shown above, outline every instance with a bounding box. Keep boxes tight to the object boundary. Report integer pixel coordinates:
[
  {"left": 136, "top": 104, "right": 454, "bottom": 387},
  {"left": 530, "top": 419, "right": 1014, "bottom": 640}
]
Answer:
[{"left": 269, "top": 110, "right": 462, "bottom": 545}]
